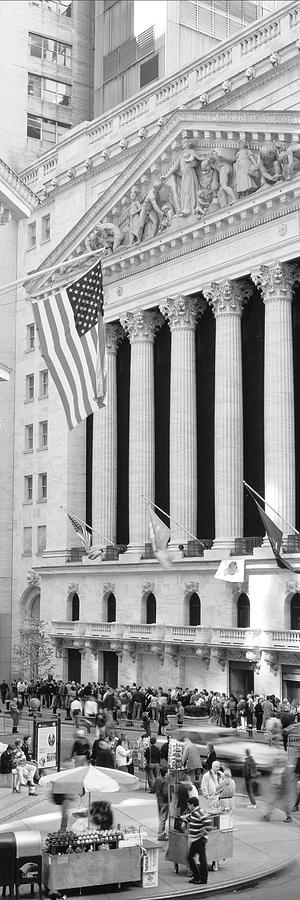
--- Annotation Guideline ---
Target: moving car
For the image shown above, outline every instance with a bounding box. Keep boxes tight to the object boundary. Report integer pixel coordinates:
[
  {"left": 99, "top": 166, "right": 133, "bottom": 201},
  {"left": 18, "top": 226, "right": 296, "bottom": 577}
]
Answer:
[{"left": 171, "top": 725, "right": 279, "bottom": 773}]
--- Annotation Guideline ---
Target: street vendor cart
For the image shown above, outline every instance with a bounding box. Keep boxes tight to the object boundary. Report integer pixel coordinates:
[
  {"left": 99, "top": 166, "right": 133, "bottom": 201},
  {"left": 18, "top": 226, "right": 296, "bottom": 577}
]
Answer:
[{"left": 166, "top": 740, "right": 234, "bottom": 874}]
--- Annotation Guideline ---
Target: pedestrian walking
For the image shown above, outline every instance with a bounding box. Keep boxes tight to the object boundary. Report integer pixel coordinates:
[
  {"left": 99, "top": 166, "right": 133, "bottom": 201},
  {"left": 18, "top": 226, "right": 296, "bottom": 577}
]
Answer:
[
  {"left": 263, "top": 747, "right": 292, "bottom": 822},
  {"left": 243, "top": 748, "right": 257, "bottom": 808},
  {"left": 292, "top": 753, "right": 300, "bottom": 811},
  {"left": 155, "top": 761, "right": 169, "bottom": 840},
  {"left": 145, "top": 736, "right": 161, "bottom": 792}
]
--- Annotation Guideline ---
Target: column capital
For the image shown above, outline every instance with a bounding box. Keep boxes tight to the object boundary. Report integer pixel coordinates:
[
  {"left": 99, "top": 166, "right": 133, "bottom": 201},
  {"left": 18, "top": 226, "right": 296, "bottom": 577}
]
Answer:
[
  {"left": 251, "top": 261, "right": 299, "bottom": 302},
  {"left": 159, "top": 295, "right": 204, "bottom": 330},
  {"left": 105, "top": 322, "right": 124, "bottom": 353},
  {"left": 120, "top": 309, "right": 163, "bottom": 342},
  {"left": 203, "top": 279, "right": 249, "bottom": 317}
]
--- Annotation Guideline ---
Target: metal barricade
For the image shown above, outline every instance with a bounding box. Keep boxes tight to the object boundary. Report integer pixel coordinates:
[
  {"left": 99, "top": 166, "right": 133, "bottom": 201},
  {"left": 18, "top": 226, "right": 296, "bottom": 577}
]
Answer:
[{"left": 287, "top": 734, "right": 300, "bottom": 762}]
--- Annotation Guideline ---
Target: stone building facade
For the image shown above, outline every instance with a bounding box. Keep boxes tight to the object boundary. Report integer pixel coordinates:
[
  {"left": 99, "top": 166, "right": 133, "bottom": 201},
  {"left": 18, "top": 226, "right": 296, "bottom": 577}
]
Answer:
[{"left": 1, "top": 1, "right": 300, "bottom": 697}]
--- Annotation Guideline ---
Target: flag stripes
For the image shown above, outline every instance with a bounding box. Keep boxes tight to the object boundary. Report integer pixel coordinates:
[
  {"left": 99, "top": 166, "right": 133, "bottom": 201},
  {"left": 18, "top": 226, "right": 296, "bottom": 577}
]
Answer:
[{"left": 32, "top": 261, "right": 106, "bottom": 430}]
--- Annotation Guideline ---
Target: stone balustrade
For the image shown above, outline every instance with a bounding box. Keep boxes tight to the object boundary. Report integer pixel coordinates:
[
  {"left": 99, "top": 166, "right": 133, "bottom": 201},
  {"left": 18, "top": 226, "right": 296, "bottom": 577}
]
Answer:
[
  {"left": 51, "top": 621, "right": 300, "bottom": 653},
  {"left": 20, "top": 0, "right": 298, "bottom": 194}
]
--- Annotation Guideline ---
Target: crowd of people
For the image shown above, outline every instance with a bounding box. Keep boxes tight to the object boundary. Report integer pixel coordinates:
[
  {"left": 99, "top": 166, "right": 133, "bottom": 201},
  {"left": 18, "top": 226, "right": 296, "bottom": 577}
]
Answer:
[{"left": 1, "top": 677, "right": 299, "bottom": 737}]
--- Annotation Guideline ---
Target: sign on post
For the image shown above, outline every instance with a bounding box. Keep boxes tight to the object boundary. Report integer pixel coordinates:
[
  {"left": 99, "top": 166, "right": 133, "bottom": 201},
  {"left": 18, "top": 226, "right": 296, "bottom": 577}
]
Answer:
[{"left": 33, "top": 716, "right": 61, "bottom": 771}]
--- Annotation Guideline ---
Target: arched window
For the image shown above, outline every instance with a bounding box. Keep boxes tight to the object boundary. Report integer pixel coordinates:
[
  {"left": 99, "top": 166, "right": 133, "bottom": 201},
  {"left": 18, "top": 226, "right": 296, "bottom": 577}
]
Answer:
[
  {"left": 30, "top": 594, "right": 40, "bottom": 621},
  {"left": 189, "top": 592, "right": 201, "bottom": 626},
  {"left": 291, "top": 592, "right": 300, "bottom": 630},
  {"left": 72, "top": 592, "right": 79, "bottom": 622},
  {"left": 237, "top": 593, "right": 250, "bottom": 628},
  {"left": 107, "top": 592, "right": 116, "bottom": 622},
  {"left": 146, "top": 592, "right": 156, "bottom": 624}
]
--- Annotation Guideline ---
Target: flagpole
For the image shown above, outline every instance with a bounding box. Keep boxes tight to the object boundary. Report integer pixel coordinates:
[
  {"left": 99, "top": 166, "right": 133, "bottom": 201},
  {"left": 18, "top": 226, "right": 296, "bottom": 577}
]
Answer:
[
  {"left": 243, "top": 480, "right": 299, "bottom": 536},
  {"left": 142, "top": 494, "right": 206, "bottom": 548},
  {"left": 0, "top": 248, "right": 104, "bottom": 298},
  {"left": 60, "top": 506, "right": 115, "bottom": 547}
]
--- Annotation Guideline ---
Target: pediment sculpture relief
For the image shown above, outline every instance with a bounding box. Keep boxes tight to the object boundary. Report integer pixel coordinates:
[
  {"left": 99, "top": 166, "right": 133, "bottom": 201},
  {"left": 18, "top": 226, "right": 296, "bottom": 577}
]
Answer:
[{"left": 85, "top": 137, "right": 300, "bottom": 256}]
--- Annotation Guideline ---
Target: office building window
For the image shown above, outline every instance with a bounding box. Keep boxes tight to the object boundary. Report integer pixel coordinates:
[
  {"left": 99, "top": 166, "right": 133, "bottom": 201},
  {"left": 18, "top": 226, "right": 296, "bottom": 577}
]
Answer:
[
  {"left": 41, "top": 214, "right": 51, "bottom": 243},
  {"left": 39, "top": 420, "right": 48, "bottom": 449},
  {"left": 28, "top": 73, "right": 42, "bottom": 99},
  {"left": 29, "top": 33, "right": 72, "bottom": 67},
  {"left": 37, "top": 525, "right": 46, "bottom": 554},
  {"left": 24, "top": 475, "right": 33, "bottom": 502},
  {"left": 25, "top": 374, "right": 34, "bottom": 400},
  {"left": 29, "top": 0, "right": 72, "bottom": 13},
  {"left": 38, "top": 472, "right": 47, "bottom": 501},
  {"left": 25, "top": 424, "right": 34, "bottom": 452},
  {"left": 27, "top": 221, "right": 37, "bottom": 248},
  {"left": 39, "top": 369, "right": 48, "bottom": 397},
  {"left": 27, "top": 323, "right": 35, "bottom": 350},
  {"left": 28, "top": 74, "right": 72, "bottom": 107},
  {"left": 27, "top": 113, "right": 71, "bottom": 143},
  {"left": 23, "top": 527, "right": 32, "bottom": 556}
]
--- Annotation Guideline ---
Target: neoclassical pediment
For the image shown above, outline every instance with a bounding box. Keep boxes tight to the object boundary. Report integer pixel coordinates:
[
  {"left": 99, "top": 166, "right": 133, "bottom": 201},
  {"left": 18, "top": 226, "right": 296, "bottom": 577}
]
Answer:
[{"left": 26, "top": 108, "right": 300, "bottom": 299}]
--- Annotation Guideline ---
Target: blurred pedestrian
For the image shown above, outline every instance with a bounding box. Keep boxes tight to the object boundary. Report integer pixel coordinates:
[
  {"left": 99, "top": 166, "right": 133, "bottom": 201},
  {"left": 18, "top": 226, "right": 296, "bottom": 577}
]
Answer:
[
  {"left": 263, "top": 746, "right": 292, "bottom": 822},
  {"left": 292, "top": 754, "right": 300, "bottom": 811},
  {"left": 243, "top": 748, "right": 257, "bottom": 808},
  {"left": 155, "top": 761, "right": 169, "bottom": 840}
]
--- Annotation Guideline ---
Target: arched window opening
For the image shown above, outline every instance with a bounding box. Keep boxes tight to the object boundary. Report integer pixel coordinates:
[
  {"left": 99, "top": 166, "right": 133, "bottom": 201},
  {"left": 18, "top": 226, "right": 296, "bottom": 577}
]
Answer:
[
  {"left": 189, "top": 592, "right": 201, "bottom": 626},
  {"left": 237, "top": 593, "right": 250, "bottom": 628},
  {"left": 146, "top": 592, "right": 156, "bottom": 624},
  {"left": 30, "top": 595, "right": 40, "bottom": 621},
  {"left": 72, "top": 592, "right": 79, "bottom": 622},
  {"left": 291, "top": 593, "right": 300, "bottom": 630},
  {"left": 107, "top": 592, "right": 116, "bottom": 622}
]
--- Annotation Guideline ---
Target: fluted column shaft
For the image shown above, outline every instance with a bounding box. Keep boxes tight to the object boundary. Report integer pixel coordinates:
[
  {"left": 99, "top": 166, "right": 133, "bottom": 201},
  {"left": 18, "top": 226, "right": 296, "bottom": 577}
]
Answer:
[
  {"left": 92, "top": 324, "right": 123, "bottom": 544},
  {"left": 160, "top": 296, "right": 199, "bottom": 544},
  {"left": 205, "top": 281, "right": 246, "bottom": 547},
  {"left": 120, "top": 310, "right": 162, "bottom": 546},
  {"left": 252, "top": 262, "right": 296, "bottom": 530}
]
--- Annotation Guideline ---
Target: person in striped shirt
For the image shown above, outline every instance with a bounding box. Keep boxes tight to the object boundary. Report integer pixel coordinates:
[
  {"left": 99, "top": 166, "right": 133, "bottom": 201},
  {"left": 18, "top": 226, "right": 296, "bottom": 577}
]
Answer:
[{"left": 181, "top": 796, "right": 213, "bottom": 884}]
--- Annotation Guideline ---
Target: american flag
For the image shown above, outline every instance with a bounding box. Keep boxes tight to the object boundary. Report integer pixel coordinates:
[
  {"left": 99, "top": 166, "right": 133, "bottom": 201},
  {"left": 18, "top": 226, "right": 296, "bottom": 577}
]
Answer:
[
  {"left": 67, "top": 511, "right": 92, "bottom": 552},
  {"left": 32, "top": 260, "right": 106, "bottom": 429}
]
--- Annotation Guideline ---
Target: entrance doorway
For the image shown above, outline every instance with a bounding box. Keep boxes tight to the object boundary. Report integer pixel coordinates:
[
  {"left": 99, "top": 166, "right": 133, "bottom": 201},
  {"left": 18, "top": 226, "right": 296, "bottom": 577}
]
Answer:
[
  {"left": 103, "top": 651, "right": 118, "bottom": 688},
  {"left": 229, "top": 661, "right": 254, "bottom": 697},
  {"left": 282, "top": 667, "right": 300, "bottom": 701},
  {"left": 68, "top": 648, "right": 81, "bottom": 683}
]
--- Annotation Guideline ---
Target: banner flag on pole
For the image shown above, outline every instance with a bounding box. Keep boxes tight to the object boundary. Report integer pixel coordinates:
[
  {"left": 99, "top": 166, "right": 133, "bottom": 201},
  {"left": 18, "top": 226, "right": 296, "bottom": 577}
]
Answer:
[
  {"left": 147, "top": 503, "right": 173, "bottom": 570},
  {"left": 32, "top": 260, "right": 107, "bottom": 430},
  {"left": 66, "top": 511, "right": 92, "bottom": 552},
  {"left": 215, "top": 559, "right": 245, "bottom": 582},
  {"left": 245, "top": 483, "right": 300, "bottom": 573}
]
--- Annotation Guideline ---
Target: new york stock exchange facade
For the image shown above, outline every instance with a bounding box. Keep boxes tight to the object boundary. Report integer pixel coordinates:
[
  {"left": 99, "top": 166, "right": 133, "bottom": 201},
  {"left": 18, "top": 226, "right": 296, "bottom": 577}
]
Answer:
[{"left": 17, "top": 2, "right": 300, "bottom": 698}]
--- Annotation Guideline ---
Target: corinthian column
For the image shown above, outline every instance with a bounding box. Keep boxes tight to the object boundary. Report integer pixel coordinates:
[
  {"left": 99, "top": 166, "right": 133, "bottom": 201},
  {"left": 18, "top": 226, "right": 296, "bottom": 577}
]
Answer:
[
  {"left": 204, "top": 280, "right": 247, "bottom": 551},
  {"left": 159, "top": 296, "right": 200, "bottom": 544},
  {"left": 92, "top": 323, "right": 123, "bottom": 545},
  {"left": 120, "top": 309, "right": 162, "bottom": 548},
  {"left": 252, "top": 262, "right": 296, "bottom": 533}
]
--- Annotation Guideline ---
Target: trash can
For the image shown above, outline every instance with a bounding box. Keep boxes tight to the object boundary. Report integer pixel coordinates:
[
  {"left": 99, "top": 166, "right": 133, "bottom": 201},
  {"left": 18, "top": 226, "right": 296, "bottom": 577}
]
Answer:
[
  {"left": 15, "top": 831, "right": 42, "bottom": 900},
  {"left": 0, "top": 832, "right": 17, "bottom": 894}
]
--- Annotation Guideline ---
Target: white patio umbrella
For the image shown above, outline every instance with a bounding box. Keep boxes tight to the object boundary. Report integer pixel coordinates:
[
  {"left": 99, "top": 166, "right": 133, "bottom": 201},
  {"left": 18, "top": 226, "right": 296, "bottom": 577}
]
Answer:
[{"left": 40, "top": 765, "right": 139, "bottom": 826}]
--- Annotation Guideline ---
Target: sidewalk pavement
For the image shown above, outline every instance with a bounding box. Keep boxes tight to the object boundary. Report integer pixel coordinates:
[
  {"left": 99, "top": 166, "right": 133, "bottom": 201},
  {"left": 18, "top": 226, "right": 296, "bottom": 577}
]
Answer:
[{"left": 0, "top": 782, "right": 299, "bottom": 898}]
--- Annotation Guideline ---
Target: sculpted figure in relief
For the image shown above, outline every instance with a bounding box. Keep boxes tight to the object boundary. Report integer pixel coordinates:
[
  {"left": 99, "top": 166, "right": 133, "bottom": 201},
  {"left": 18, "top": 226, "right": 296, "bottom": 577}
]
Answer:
[
  {"left": 235, "top": 139, "right": 259, "bottom": 197},
  {"left": 278, "top": 143, "right": 300, "bottom": 181},
  {"left": 137, "top": 180, "right": 164, "bottom": 242},
  {"left": 86, "top": 221, "right": 125, "bottom": 254},
  {"left": 128, "top": 187, "right": 142, "bottom": 245},
  {"left": 202, "top": 149, "right": 236, "bottom": 207},
  {"left": 257, "top": 142, "right": 282, "bottom": 186},
  {"left": 161, "top": 138, "right": 201, "bottom": 215}
]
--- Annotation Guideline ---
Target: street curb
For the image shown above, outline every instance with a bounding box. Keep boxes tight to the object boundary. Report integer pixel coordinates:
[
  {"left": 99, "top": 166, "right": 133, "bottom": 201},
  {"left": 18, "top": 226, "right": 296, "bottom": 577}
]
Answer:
[{"left": 141, "top": 852, "right": 299, "bottom": 900}]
